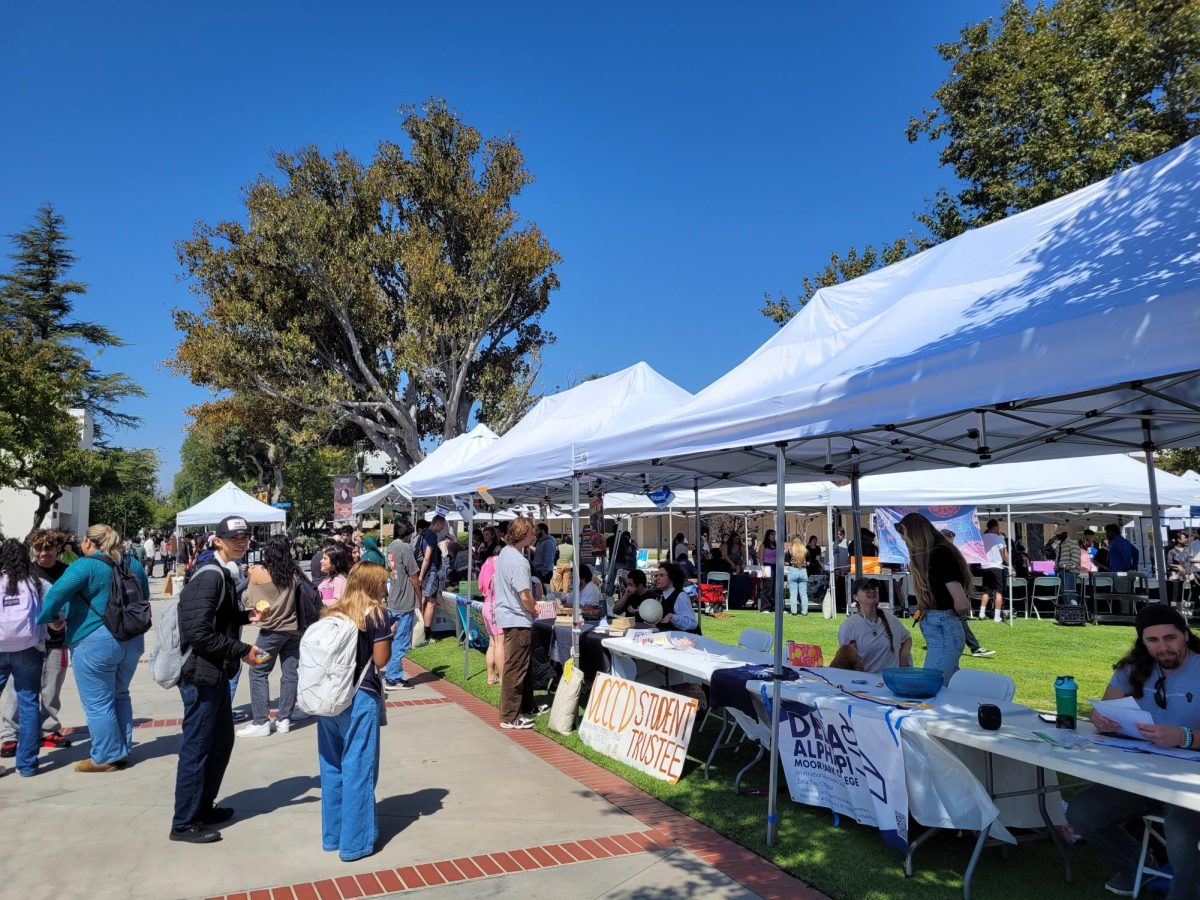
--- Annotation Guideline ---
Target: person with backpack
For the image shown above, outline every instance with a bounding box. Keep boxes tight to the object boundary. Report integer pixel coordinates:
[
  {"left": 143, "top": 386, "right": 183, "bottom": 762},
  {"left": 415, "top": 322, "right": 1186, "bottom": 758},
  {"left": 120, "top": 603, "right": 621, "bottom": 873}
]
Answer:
[
  {"left": 37, "top": 524, "right": 150, "bottom": 773},
  {"left": 306, "top": 561, "right": 392, "bottom": 862},
  {"left": 171, "top": 516, "right": 265, "bottom": 843},
  {"left": 0, "top": 538, "right": 51, "bottom": 777}
]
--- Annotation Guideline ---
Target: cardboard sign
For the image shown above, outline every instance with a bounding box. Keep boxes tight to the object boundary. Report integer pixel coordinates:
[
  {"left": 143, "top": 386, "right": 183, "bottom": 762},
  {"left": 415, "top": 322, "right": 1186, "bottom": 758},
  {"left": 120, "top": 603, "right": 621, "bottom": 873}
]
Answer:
[{"left": 579, "top": 674, "right": 698, "bottom": 783}]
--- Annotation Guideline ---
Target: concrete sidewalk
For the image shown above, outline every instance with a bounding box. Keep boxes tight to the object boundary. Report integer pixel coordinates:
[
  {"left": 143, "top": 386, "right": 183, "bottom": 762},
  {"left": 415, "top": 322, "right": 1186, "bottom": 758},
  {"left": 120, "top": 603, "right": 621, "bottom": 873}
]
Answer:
[{"left": 0, "top": 576, "right": 821, "bottom": 900}]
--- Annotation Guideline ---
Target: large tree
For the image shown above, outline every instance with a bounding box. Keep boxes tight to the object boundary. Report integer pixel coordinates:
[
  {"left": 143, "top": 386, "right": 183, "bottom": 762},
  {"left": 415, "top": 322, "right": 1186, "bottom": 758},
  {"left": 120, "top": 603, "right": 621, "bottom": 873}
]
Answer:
[
  {"left": 89, "top": 447, "right": 171, "bottom": 536},
  {"left": 172, "top": 99, "right": 559, "bottom": 472},
  {"left": 764, "top": 0, "right": 1200, "bottom": 323}
]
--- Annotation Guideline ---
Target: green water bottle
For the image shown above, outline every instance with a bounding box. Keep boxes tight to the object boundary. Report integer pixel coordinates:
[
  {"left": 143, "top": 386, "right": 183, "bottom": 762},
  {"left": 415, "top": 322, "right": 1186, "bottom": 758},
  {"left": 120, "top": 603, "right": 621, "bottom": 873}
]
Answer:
[{"left": 1054, "top": 676, "right": 1077, "bottom": 730}]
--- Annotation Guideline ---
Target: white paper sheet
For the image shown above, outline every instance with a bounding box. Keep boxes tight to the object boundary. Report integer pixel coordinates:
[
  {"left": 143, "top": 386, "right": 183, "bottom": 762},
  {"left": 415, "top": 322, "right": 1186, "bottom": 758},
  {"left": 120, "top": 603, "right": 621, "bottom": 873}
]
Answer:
[
  {"left": 1088, "top": 696, "right": 1155, "bottom": 738},
  {"left": 1091, "top": 735, "right": 1200, "bottom": 761}
]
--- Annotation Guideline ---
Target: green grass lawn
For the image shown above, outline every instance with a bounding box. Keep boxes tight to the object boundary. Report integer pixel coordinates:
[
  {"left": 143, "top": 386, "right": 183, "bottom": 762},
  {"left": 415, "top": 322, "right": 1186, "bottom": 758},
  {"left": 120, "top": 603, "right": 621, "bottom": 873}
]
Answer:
[{"left": 410, "top": 612, "right": 1137, "bottom": 899}]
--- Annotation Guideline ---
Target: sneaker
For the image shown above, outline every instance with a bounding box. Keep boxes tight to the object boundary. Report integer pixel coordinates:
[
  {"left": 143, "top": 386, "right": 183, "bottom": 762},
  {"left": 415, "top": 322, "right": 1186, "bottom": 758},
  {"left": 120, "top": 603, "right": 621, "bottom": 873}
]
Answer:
[
  {"left": 500, "top": 717, "right": 535, "bottom": 730},
  {"left": 41, "top": 731, "right": 71, "bottom": 749},
  {"left": 201, "top": 805, "right": 235, "bottom": 825},
  {"left": 385, "top": 678, "right": 415, "bottom": 692},
  {"left": 169, "top": 823, "right": 222, "bottom": 844},
  {"left": 236, "top": 722, "right": 272, "bottom": 738},
  {"left": 971, "top": 647, "right": 997, "bottom": 658},
  {"left": 993, "top": 611, "right": 1003, "bottom": 623},
  {"left": 977, "top": 609, "right": 986, "bottom": 619},
  {"left": 0, "top": 740, "right": 15, "bottom": 759},
  {"left": 1103, "top": 871, "right": 1136, "bottom": 896},
  {"left": 274, "top": 718, "right": 291, "bottom": 734}
]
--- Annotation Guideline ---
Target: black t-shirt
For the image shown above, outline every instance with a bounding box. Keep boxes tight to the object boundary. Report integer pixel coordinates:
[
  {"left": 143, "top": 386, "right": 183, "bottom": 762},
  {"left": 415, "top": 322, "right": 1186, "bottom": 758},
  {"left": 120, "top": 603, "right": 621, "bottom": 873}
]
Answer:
[
  {"left": 927, "top": 545, "right": 965, "bottom": 611},
  {"left": 418, "top": 530, "right": 442, "bottom": 571},
  {"left": 355, "top": 609, "right": 392, "bottom": 699},
  {"left": 34, "top": 560, "right": 69, "bottom": 648}
]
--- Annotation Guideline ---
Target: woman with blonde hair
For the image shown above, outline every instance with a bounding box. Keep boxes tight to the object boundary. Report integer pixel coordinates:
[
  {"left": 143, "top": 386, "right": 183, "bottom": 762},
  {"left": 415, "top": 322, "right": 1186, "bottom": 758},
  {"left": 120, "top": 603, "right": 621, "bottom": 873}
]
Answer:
[
  {"left": 38, "top": 524, "right": 149, "bottom": 771},
  {"left": 897, "top": 512, "right": 972, "bottom": 685},
  {"left": 316, "top": 561, "right": 393, "bottom": 862},
  {"left": 784, "top": 536, "right": 810, "bottom": 615}
]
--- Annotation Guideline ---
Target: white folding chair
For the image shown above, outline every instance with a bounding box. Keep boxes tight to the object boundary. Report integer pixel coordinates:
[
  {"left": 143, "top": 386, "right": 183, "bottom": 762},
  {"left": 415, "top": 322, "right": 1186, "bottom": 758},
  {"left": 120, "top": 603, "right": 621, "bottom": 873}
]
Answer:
[
  {"left": 737, "top": 628, "right": 772, "bottom": 654},
  {"left": 1134, "top": 814, "right": 1172, "bottom": 898},
  {"left": 949, "top": 669, "right": 1016, "bottom": 701},
  {"left": 1030, "top": 577, "right": 1062, "bottom": 618}
]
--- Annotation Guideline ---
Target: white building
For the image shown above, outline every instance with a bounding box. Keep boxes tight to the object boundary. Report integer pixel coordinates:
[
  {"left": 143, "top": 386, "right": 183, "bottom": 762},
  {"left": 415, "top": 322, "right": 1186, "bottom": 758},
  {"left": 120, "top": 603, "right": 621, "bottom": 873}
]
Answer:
[{"left": 0, "top": 408, "right": 93, "bottom": 538}]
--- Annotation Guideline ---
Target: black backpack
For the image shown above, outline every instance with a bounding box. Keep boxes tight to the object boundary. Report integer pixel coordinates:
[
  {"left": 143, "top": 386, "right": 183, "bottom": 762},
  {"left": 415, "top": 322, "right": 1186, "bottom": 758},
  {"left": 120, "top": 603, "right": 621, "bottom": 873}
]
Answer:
[
  {"left": 294, "top": 576, "right": 323, "bottom": 633},
  {"left": 93, "top": 556, "right": 152, "bottom": 641}
]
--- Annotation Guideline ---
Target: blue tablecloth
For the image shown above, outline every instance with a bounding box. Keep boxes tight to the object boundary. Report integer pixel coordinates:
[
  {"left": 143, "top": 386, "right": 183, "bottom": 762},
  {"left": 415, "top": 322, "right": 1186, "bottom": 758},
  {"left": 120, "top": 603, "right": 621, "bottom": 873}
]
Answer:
[{"left": 709, "top": 664, "right": 799, "bottom": 717}]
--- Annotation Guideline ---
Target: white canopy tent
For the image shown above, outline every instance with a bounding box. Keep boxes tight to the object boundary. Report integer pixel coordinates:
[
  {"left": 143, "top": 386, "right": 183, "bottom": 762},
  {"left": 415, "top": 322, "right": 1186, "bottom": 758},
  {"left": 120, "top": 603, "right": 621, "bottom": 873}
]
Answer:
[
  {"left": 175, "top": 481, "right": 287, "bottom": 528},
  {"left": 352, "top": 423, "right": 500, "bottom": 515}
]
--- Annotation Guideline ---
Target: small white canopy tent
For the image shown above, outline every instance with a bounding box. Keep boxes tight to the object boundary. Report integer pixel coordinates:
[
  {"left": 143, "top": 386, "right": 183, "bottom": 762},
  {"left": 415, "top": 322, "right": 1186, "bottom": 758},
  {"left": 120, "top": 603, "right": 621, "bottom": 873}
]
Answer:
[
  {"left": 176, "top": 481, "right": 286, "bottom": 527},
  {"left": 351, "top": 423, "right": 500, "bottom": 515}
]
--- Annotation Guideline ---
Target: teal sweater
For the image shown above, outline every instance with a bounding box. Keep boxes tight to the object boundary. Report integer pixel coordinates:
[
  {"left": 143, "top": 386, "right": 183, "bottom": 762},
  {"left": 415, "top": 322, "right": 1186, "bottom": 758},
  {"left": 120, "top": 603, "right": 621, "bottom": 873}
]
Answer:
[{"left": 37, "top": 553, "right": 150, "bottom": 646}]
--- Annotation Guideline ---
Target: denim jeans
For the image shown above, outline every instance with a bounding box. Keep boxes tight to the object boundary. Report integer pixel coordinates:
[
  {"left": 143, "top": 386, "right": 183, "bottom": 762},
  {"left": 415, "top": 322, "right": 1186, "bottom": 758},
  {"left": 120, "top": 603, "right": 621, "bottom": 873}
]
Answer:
[
  {"left": 918, "top": 609, "right": 965, "bottom": 686},
  {"left": 317, "top": 690, "right": 381, "bottom": 861},
  {"left": 385, "top": 611, "right": 415, "bottom": 682},
  {"left": 173, "top": 678, "right": 235, "bottom": 830},
  {"left": 785, "top": 567, "right": 809, "bottom": 615},
  {"left": 1, "top": 646, "right": 68, "bottom": 741},
  {"left": 248, "top": 631, "right": 300, "bottom": 725},
  {"left": 1067, "top": 784, "right": 1200, "bottom": 900},
  {"left": 0, "top": 647, "right": 44, "bottom": 775},
  {"left": 72, "top": 627, "right": 142, "bottom": 764}
]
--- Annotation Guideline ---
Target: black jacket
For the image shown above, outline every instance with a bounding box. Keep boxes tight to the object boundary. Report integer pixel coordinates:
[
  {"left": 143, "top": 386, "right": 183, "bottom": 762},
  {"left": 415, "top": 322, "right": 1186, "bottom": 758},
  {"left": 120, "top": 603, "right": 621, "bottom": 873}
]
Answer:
[{"left": 179, "top": 563, "right": 252, "bottom": 686}]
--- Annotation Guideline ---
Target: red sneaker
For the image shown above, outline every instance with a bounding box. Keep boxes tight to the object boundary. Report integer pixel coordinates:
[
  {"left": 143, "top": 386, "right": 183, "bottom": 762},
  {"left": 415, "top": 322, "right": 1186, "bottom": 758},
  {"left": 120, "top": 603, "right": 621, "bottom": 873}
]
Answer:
[
  {"left": 41, "top": 732, "right": 71, "bottom": 749},
  {"left": 0, "top": 740, "right": 15, "bottom": 758}
]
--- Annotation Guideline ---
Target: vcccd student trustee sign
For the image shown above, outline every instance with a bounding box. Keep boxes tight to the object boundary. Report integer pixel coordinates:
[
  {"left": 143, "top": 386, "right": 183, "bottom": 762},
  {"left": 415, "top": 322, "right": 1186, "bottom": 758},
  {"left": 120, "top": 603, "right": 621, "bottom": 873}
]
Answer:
[{"left": 579, "top": 674, "right": 698, "bottom": 784}]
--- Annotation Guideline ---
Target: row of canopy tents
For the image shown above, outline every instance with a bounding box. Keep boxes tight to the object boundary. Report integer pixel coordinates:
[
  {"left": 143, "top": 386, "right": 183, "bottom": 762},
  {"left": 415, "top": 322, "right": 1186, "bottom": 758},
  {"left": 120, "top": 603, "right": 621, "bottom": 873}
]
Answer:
[{"left": 353, "top": 135, "right": 1200, "bottom": 844}]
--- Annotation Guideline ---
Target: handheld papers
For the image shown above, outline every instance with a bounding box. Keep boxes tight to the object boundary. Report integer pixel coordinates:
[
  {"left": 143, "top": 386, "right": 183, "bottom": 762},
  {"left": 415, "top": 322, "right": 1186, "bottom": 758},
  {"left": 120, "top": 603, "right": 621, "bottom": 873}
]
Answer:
[{"left": 1088, "top": 697, "right": 1154, "bottom": 738}]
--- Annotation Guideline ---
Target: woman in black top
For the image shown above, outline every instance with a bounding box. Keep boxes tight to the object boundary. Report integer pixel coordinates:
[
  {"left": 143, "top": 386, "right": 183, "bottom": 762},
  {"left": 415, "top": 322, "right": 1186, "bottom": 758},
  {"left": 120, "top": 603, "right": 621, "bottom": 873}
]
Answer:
[{"left": 898, "top": 512, "right": 972, "bottom": 686}]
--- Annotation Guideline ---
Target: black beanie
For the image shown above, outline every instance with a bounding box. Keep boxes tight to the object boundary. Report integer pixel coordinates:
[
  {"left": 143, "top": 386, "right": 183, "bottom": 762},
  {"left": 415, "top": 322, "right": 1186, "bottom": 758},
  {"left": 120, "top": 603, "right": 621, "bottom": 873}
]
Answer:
[{"left": 1135, "top": 604, "right": 1188, "bottom": 638}]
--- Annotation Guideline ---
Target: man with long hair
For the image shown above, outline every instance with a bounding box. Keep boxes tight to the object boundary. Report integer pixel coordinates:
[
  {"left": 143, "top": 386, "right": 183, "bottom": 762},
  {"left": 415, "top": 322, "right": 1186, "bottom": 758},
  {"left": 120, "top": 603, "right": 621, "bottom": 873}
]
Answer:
[{"left": 1067, "top": 605, "right": 1200, "bottom": 897}]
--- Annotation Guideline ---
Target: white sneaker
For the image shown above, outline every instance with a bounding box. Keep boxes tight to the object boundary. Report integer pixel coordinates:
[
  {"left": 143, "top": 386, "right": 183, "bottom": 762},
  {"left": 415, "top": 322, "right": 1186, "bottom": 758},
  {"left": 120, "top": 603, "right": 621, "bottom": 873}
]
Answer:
[
  {"left": 236, "top": 722, "right": 271, "bottom": 738},
  {"left": 994, "top": 610, "right": 1002, "bottom": 622},
  {"left": 275, "top": 718, "right": 291, "bottom": 734},
  {"left": 977, "top": 609, "right": 986, "bottom": 619}
]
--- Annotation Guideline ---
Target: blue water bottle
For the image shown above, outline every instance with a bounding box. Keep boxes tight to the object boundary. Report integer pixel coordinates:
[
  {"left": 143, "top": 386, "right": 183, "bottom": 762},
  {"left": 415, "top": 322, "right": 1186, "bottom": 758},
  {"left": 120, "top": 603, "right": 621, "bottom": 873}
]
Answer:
[{"left": 1054, "top": 676, "right": 1077, "bottom": 730}]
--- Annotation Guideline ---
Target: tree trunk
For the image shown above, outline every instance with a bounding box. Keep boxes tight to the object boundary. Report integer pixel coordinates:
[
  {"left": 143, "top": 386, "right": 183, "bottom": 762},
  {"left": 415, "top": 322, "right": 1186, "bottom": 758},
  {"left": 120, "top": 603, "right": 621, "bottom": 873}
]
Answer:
[{"left": 28, "top": 485, "right": 63, "bottom": 539}]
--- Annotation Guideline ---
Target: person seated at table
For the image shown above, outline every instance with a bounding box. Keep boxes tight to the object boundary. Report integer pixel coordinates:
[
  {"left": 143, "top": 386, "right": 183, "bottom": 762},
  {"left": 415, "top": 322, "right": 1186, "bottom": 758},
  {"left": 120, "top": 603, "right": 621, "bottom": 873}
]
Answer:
[
  {"left": 577, "top": 565, "right": 603, "bottom": 619},
  {"left": 612, "top": 569, "right": 651, "bottom": 621},
  {"left": 1066, "top": 605, "right": 1200, "bottom": 898},
  {"left": 836, "top": 577, "right": 912, "bottom": 673},
  {"left": 706, "top": 548, "right": 734, "bottom": 576},
  {"left": 652, "top": 563, "right": 698, "bottom": 633}
]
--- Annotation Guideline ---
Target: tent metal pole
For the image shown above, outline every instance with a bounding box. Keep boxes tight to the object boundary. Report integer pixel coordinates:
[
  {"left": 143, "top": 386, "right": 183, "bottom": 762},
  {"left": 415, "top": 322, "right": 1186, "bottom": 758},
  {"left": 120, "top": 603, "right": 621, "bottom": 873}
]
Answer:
[
  {"left": 693, "top": 479, "right": 702, "bottom": 589},
  {"left": 571, "top": 475, "right": 581, "bottom": 662},
  {"left": 1006, "top": 504, "right": 1014, "bottom": 628},
  {"left": 464, "top": 513, "right": 472, "bottom": 680},
  {"left": 668, "top": 507, "right": 673, "bottom": 565},
  {"left": 1142, "top": 420, "right": 1167, "bottom": 587},
  {"left": 849, "top": 465, "right": 863, "bottom": 615},
  {"left": 744, "top": 514, "right": 750, "bottom": 564},
  {"left": 657, "top": 511, "right": 663, "bottom": 569},
  {"left": 767, "top": 444, "right": 787, "bottom": 847},
  {"left": 825, "top": 491, "right": 834, "bottom": 581}
]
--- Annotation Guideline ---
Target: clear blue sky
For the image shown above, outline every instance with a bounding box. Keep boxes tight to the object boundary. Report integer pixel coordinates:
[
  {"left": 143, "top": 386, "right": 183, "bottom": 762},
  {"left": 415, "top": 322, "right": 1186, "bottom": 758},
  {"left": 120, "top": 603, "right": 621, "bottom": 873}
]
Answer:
[{"left": 1, "top": 1, "right": 999, "bottom": 489}]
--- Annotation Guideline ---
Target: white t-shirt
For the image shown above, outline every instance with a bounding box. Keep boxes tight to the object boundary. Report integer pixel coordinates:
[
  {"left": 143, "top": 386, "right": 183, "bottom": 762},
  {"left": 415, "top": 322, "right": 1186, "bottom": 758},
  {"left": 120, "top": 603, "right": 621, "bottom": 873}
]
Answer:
[
  {"left": 579, "top": 582, "right": 602, "bottom": 610},
  {"left": 982, "top": 533, "right": 1006, "bottom": 570},
  {"left": 492, "top": 546, "right": 533, "bottom": 630},
  {"left": 837, "top": 610, "right": 911, "bottom": 674}
]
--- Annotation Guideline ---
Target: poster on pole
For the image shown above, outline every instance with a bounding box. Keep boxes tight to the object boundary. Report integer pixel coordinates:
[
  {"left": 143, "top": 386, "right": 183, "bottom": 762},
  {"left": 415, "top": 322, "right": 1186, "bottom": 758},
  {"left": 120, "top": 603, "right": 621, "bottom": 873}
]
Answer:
[
  {"left": 875, "top": 506, "right": 984, "bottom": 565},
  {"left": 579, "top": 673, "right": 698, "bottom": 783},
  {"left": 580, "top": 494, "right": 605, "bottom": 557},
  {"left": 777, "top": 697, "right": 911, "bottom": 849},
  {"left": 333, "top": 475, "right": 355, "bottom": 522}
]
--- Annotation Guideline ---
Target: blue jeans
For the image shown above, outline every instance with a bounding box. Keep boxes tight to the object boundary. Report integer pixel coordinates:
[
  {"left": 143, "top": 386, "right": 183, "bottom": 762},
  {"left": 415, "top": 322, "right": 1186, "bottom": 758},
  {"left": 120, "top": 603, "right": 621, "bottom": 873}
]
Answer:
[
  {"left": 785, "top": 567, "right": 809, "bottom": 615},
  {"left": 317, "top": 690, "right": 381, "bottom": 861},
  {"left": 173, "top": 678, "right": 235, "bottom": 829},
  {"left": 0, "top": 647, "right": 44, "bottom": 775},
  {"left": 248, "top": 631, "right": 300, "bottom": 725},
  {"left": 919, "top": 610, "right": 965, "bottom": 686},
  {"left": 385, "top": 611, "right": 414, "bottom": 682},
  {"left": 72, "top": 628, "right": 142, "bottom": 764}
]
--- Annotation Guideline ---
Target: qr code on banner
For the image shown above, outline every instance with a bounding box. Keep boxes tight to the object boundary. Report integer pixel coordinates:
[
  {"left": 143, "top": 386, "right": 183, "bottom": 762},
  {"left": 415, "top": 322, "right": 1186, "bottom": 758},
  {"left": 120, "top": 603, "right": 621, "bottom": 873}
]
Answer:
[{"left": 894, "top": 810, "right": 908, "bottom": 842}]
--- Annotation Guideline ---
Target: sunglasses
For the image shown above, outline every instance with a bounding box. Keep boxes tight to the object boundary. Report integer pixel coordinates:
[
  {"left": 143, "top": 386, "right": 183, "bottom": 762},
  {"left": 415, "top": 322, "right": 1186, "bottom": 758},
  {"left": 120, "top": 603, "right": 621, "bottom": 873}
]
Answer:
[{"left": 1153, "top": 674, "right": 1168, "bottom": 710}]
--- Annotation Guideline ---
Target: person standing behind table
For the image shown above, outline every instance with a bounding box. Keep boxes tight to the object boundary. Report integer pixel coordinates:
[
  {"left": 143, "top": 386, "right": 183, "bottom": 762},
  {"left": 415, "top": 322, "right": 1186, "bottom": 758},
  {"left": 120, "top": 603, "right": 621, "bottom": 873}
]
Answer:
[
  {"left": 651, "top": 563, "right": 699, "bottom": 633},
  {"left": 898, "top": 513, "right": 971, "bottom": 686},
  {"left": 837, "top": 577, "right": 913, "bottom": 673},
  {"left": 760, "top": 530, "right": 778, "bottom": 611},
  {"left": 1166, "top": 529, "right": 1193, "bottom": 608},
  {"left": 171, "top": 516, "right": 264, "bottom": 843},
  {"left": 1053, "top": 530, "right": 1082, "bottom": 600},
  {"left": 37, "top": 524, "right": 149, "bottom": 773},
  {"left": 317, "top": 544, "right": 352, "bottom": 606},
  {"left": 237, "top": 536, "right": 304, "bottom": 738},
  {"left": 383, "top": 521, "right": 420, "bottom": 693},
  {"left": 1104, "top": 523, "right": 1140, "bottom": 572},
  {"left": 1, "top": 531, "right": 72, "bottom": 761},
  {"left": 479, "top": 544, "right": 505, "bottom": 686},
  {"left": 979, "top": 519, "right": 1009, "bottom": 622},
  {"left": 314, "top": 561, "right": 393, "bottom": 863},
  {"left": 1067, "top": 605, "right": 1200, "bottom": 899},
  {"left": 416, "top": 515, "right": 447, "bottom": 632},
  {"left": 784, "top": 537, "right": 809, "bottom": 616},
  {"left": 493, "top": 519, "right": 538, "bottom": 730},
  {"left": 531, "top": 523, "right": 557, "bottom": 585},
  {"left": 0, "top": 538, "right": 51, "bottom": 778}
]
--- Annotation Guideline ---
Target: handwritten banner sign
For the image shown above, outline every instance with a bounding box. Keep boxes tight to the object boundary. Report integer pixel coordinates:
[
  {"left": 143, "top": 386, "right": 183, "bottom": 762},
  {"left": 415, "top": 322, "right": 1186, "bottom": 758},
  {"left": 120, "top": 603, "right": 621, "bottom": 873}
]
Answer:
[
  {"left": 579, "top": 673, "right": 698, "bottom": 783},
  {"left": 778, "top": 697, "right": 911, "bottom": 849},
  {"left": 875, "top": 505, "right": 984, "bottom": 565}
]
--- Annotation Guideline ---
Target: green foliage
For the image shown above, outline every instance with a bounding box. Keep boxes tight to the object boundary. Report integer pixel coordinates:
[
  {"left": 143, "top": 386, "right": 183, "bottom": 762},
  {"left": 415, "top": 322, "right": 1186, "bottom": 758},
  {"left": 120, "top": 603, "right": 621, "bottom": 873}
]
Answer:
[
  {"left": 172, "top": 98, "right": 559, "bottom": 471},
  {"left": 1158, "top": 447, "right": 1200, "bottom": 476},
  {"left": 283, "top": 444, "right": 356, "bottom": 531},
  {"left": 89, "top": 447, "right": 176, "bottom": 536}
]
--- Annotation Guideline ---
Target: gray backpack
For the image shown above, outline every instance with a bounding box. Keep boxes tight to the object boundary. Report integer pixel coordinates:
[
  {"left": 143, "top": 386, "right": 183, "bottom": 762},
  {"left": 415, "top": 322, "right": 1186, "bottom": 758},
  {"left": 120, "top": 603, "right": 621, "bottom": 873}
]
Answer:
[{"left": 148, "top": 563, "right": 224, "bottom": 688}]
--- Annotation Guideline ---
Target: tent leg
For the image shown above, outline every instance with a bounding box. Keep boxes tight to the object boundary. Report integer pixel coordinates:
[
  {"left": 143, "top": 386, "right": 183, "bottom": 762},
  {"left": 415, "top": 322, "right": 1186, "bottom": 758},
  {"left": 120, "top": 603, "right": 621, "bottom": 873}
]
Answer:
[
  {"left": 571, "top": 475, "right": 581, "bottom": 662},
  {"left": 694, "top": 479, "right": 702, "bottom": 591},
  {"left": 464, "top": 519, "right": 472, "bottom": 680},
  {"left": 767, "top": 444, "right": 787, "bottom": 847},
  {"left": 849, "top": 465, "right": 863, "bottom": 615},
  {"left": 1006, "top": 504, "right": 1015, "bottom": 628},
  {"left": 1142, "top": 420, "right": 1167, "bottom": 588}
]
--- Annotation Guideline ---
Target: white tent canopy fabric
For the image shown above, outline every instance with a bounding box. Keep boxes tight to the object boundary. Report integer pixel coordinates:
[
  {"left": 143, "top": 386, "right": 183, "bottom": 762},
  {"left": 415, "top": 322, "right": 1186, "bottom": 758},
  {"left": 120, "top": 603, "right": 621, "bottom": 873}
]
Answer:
[
  {"left": 405, "top": 363, "right": 692, "bottom": 503},
  {"left": 603, "top": 482, "right": 833, "bottom": 514},
  {"left": 827, "top": 453, "right": 1197, "bottom": 513},
  {"left": 575, "top": 137, "right": 1200, "bottom": 487},
  {"left": 352, "top": 423, "right": 500, "bottom": 513},
  {"left": 176, "top": 481, "right": 286, "bottom": 527}
]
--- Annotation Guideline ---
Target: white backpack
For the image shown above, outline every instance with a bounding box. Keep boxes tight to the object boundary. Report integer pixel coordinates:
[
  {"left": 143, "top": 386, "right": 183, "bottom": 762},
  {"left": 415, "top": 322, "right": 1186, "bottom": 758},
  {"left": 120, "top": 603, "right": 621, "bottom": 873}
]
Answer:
[
  {"left": 0, "top": 577, "right": 44, "bottom": 652},
  {"left": 297, "top": 613, "right": 367, "bottom": 717},
  {"left": 148, "top": 563, "right": 224, "bottom": 689}
]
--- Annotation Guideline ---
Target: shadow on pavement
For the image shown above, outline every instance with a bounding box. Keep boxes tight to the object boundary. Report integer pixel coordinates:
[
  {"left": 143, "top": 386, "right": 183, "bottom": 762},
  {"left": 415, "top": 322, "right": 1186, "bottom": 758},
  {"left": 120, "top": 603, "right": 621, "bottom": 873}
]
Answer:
[
  {"left": 376, "top": 787, "right": 448, "bottom": 846},
  {"left": 220, "top": 774, "right": 322, "bottom": 822}
]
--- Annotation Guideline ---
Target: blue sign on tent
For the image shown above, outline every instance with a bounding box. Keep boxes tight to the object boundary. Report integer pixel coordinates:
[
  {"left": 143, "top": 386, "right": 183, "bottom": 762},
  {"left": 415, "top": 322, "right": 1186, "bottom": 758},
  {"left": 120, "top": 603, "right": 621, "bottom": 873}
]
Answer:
[{"left": 272, "top": 502, "right": 292, "bottom": 509}]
